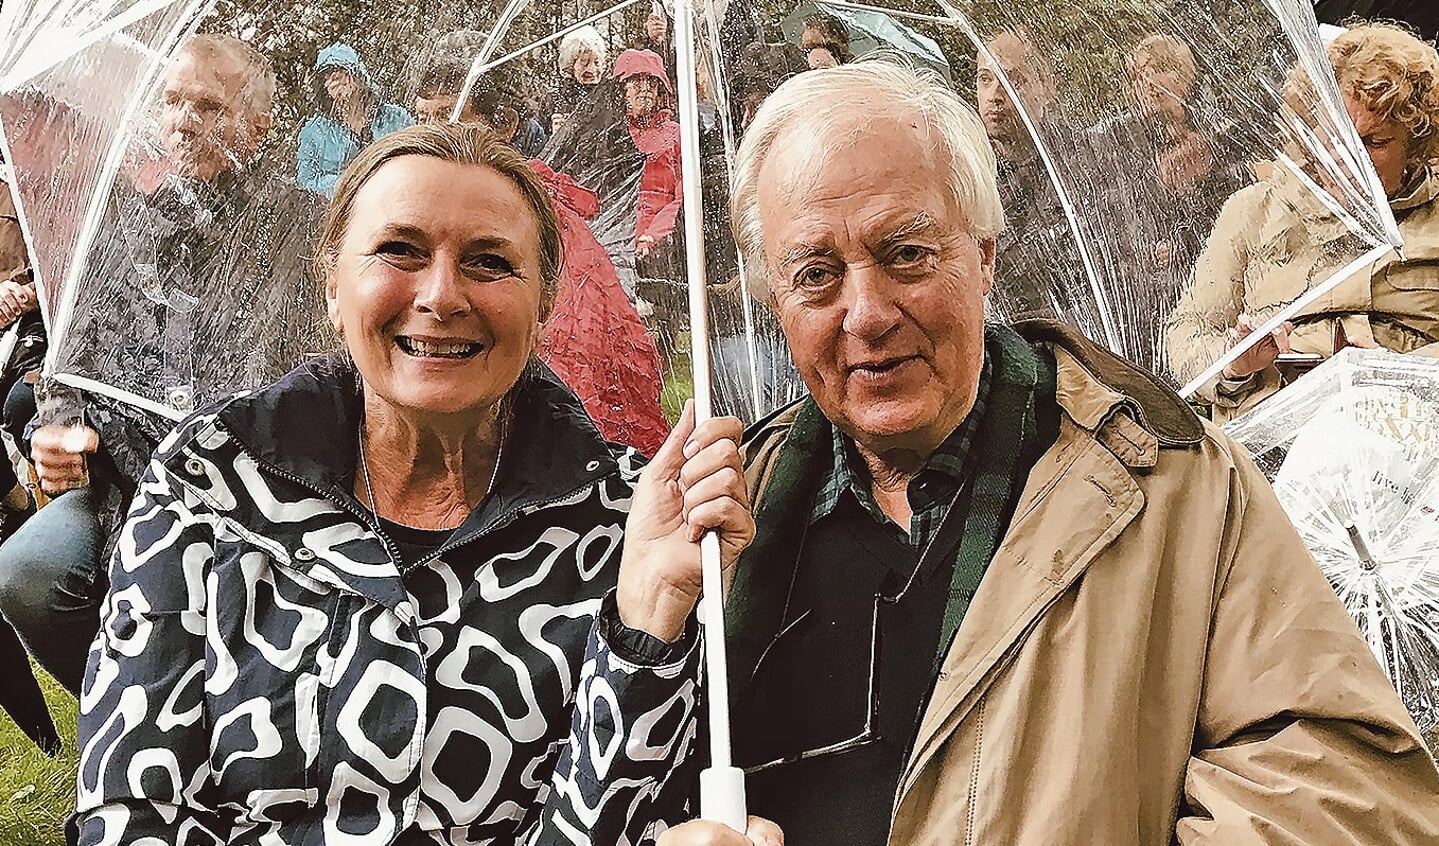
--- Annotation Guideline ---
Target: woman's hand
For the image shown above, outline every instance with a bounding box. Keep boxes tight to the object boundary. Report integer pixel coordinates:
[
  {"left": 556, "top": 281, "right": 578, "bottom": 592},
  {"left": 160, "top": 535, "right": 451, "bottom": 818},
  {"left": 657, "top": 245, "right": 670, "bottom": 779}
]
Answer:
[
  {"left": 618, "top": 400, "right": 753, "bottom": 642},
  {"left": 1222, "top": 313, "right": 1294, "bottom": 379},
  {"left": 658, "top": 816, "right": 784, "bottom": 846}
]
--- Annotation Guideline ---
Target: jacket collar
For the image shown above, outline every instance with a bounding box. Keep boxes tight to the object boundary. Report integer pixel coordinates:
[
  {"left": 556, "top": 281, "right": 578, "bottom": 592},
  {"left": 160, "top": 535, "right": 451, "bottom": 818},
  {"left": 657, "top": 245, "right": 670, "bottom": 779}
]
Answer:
[{"left": 214, "top": 353, "right": 620, "bottom": 521}]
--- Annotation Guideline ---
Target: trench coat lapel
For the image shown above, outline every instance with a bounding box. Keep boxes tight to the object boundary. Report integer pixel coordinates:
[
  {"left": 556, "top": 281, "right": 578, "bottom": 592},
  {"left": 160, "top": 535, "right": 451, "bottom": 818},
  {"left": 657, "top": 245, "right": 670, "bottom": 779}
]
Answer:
[{"left": 899, "top": 420, "right": 1147, "bottom": 796}]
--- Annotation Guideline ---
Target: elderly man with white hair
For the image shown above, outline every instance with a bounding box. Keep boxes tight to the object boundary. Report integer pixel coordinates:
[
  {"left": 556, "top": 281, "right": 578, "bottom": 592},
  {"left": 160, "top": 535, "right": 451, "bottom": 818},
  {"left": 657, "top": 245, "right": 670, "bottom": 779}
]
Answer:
[{"left": 657, "top": 60, "right": 1439, "bottom": 846}]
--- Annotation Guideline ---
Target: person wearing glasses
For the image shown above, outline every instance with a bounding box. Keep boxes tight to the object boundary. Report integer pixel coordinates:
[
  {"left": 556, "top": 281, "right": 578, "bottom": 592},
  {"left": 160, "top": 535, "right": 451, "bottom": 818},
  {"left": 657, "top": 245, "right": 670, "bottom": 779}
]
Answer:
[{"left": 659, "top": 60, "right": 1439, "bottom": 845}]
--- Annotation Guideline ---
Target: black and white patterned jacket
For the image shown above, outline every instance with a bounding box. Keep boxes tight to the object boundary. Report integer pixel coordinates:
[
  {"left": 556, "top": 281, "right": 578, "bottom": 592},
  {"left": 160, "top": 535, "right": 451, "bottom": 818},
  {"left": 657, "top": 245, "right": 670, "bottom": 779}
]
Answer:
[{"left": 75, "top": 356, "right": 700, "bottom": 845}]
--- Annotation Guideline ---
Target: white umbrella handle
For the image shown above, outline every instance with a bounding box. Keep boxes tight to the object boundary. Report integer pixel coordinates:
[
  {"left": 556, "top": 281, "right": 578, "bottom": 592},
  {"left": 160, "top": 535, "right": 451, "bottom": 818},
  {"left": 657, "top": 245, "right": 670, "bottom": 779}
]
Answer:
[{"left": 672, "top": 0, "right": 747, "bottom": 831}]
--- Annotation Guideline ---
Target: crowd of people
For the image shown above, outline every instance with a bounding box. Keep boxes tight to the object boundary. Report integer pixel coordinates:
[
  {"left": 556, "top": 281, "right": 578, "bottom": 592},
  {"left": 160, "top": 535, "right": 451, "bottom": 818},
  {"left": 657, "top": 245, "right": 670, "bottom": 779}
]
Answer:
[{"left": 0, "top": 6, "right": 1436, "bottom": 846}]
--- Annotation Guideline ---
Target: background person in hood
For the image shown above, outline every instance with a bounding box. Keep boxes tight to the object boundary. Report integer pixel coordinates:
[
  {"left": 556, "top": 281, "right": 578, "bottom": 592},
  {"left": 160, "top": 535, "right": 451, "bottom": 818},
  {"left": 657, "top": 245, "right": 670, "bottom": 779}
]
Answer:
[
  {"left": 297, "top": 42, "right": 414, "bottom": 196},
  {"left": 1168, "top": 20, "right": 1439, "bottom": 422},
  {"left": 613, "top": 48, "right": 683, "bottom": 279}
]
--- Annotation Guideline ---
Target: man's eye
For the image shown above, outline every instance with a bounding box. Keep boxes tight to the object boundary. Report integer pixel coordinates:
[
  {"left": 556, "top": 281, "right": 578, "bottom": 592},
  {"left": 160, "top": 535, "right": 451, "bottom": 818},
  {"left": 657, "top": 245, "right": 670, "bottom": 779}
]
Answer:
[
  {"left": 892, "top": 245, "right": 931, "bottom": 265},
  {"left": 795, "top": 265, "right": 836, "bottom": 288}
]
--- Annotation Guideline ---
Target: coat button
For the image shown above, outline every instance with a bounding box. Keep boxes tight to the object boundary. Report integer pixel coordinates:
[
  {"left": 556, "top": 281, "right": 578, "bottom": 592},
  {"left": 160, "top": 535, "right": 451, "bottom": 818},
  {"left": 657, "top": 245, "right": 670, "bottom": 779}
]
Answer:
[
  {"left": 184, "top": 458, "right": 206, "bottom": 477},
  {"left": 294, "top": 547, "right": 316, "bottom": 562}
]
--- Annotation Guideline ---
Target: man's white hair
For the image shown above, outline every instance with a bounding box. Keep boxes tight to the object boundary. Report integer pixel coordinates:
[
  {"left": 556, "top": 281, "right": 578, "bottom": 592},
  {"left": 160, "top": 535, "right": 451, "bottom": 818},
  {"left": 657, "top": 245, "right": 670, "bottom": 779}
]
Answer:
[
  {"left": 558, "top": 25, "right": 607, "bottom": 74},
  {"left": 731, "top": 58, "right": 1003, "bottom": 299}
]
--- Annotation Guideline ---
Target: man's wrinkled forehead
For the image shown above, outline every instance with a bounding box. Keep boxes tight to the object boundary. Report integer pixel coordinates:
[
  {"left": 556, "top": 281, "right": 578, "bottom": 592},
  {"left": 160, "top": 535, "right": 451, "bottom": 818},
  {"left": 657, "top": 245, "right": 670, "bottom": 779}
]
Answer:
[{"left": 165, "top": 46, "right": 249, "bottom": 104}]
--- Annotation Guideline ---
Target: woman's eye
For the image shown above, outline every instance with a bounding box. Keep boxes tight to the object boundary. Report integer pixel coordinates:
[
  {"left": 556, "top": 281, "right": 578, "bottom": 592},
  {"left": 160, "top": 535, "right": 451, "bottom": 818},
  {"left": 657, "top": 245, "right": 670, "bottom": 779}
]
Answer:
[
  {"left": 463, "top": 253, "right": 516, "bottom": 280},
  {"left": 375, "top": 241, "right": 422, "bottom": 259}
]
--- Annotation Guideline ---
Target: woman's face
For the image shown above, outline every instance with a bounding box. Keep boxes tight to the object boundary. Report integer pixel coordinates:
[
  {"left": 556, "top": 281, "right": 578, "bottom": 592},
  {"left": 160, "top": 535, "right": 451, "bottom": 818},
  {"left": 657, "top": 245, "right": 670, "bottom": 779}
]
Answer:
[
  {"left": 327, "top": 155, "right": 546, "bottom": 419},
  {"left": 625, "top": 76, "right": 660, "bottom": 117},
  {"left": 323, "top": 68, "right": 361, "bottom": 106},
  {"left": 573, "top": 51, "right": 603, "bottom": 85},
  {"left": 1345, "top": 93, "right": 1414, "bottom": 196},
  {"left": 807, "top": 47, "right": 839, "bottom": 70}
]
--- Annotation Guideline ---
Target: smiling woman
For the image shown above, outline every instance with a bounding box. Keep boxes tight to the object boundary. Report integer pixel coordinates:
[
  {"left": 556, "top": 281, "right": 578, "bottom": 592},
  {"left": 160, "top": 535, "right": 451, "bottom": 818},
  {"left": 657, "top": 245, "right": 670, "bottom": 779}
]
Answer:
[{"left": 71, "top": 122, "right": 755, "bottom": 845}]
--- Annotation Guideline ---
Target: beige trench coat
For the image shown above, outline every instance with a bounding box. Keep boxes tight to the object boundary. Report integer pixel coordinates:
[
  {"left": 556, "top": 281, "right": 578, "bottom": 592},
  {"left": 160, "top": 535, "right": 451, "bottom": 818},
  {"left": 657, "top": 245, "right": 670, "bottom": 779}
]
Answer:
[
  {"left": 1165, "top": 167, "right": 1439, "bottom": 420},
  {"left": 737, "top": 322, "right": 1439, "bottom": 845}
]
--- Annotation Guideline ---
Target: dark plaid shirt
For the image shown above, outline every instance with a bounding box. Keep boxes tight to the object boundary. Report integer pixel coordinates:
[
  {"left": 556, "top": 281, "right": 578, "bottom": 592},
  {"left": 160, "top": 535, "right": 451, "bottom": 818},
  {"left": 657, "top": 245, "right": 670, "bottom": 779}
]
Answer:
[{"left": 811, "top": 354, "right": 994, "bottom": 550}]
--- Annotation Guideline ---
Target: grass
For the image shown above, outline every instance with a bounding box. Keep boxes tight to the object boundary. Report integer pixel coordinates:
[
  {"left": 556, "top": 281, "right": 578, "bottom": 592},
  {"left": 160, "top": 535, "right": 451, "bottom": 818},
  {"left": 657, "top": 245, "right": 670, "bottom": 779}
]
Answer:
[{"left": 0, "top": 663, "right": 78, "bottom": 846}]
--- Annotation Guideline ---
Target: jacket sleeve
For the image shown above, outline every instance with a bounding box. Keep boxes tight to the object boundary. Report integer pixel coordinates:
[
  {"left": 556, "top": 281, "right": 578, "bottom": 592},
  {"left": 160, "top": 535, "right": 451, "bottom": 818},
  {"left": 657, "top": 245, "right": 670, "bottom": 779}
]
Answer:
[
  {"left": 75, "top": 455, "right": 230, "bottom": 845},
  {"left": 1176, "top": 440, "right": 1439, "bottom": 845},
  {"left": 525, "top": 591, "right": 702, "bottom": 846},
  {"left": 1164, "top": 188, "right": 1260, "bottom": 401},
  {"left": 296, "top": 121, "right": 338, "bottom": 197}
]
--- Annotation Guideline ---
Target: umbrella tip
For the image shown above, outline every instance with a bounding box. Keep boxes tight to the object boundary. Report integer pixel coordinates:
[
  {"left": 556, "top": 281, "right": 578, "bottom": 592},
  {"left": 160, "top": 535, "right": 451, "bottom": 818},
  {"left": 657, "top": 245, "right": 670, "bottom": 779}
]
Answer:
[{"left": 1345, "top": 524, "right": 1379, "bottom": 571}]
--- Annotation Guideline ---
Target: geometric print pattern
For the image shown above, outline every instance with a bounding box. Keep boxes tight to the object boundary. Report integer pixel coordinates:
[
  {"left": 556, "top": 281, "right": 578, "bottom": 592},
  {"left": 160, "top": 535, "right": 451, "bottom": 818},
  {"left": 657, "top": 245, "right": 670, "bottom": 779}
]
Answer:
[{"left": 75, "top": 363, "right": 700, "bottom": 845}]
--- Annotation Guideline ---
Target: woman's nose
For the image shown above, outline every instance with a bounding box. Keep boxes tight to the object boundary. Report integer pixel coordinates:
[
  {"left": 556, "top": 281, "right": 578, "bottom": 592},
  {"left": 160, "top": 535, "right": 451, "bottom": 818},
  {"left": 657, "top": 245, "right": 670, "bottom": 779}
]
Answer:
[{"left": 414, "top": 262, "right": 471, "bottom": 319}]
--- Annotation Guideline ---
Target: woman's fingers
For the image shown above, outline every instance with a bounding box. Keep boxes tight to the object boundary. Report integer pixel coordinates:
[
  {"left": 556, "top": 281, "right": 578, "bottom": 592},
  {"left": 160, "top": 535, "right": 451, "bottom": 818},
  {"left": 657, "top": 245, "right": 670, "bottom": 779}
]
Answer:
[{"left": 657, "top": 816, "right": 783, "bottom": 846}]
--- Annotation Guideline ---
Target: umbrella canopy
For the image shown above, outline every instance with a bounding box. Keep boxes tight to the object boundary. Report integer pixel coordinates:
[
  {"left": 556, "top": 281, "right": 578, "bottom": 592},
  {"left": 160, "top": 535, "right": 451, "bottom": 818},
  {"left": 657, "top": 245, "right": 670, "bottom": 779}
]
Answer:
[
  {"left": 1227, "top": 347, "right": 1439, "bottom": 733},
  {"left": 744, "top": 0, "right": 1401, "bottom": 410}
]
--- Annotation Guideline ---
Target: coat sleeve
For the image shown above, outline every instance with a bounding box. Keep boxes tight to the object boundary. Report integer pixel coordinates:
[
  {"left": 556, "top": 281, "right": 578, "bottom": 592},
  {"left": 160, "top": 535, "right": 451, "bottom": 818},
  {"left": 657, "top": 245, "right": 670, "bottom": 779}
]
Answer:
[
  {"left": 296, "top": 121, "right": 338, "bottom": 197},
  {"left": 525, "top": 591, "right": 702, "bottom": 846},
  {"left": 1164, "top": 188, "right": 1263, "bottom": 401},
  {"left": 1176, "top": 439, "right": 1439, "bottom": 845},
  {"left": 74, "top": 454, "right": 230, "bottom": 845}
]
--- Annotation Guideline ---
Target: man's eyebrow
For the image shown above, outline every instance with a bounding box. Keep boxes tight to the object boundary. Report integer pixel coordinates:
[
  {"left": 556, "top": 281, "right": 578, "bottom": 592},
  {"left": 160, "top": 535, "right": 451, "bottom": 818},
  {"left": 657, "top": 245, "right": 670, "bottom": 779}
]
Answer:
[
  {"left": 778, "top": 242, "right": 830, "bottom": 267},
  {"left": 878, "top": 213, "right": 937, "bottom": 248}
]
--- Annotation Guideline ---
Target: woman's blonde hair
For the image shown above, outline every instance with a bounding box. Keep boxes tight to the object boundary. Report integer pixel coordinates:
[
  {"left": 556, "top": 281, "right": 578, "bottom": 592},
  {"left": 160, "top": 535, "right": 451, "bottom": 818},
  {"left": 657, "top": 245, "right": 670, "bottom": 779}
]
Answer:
[
  {"left": 1129, "top": 34, "right": 1198, "bottom": 96},
  {"left": 314, "top": 122, "right": 564, "bottom": 311},
  {"left": 1327, "top": 22, "right": 1439, "bottom": 163}
]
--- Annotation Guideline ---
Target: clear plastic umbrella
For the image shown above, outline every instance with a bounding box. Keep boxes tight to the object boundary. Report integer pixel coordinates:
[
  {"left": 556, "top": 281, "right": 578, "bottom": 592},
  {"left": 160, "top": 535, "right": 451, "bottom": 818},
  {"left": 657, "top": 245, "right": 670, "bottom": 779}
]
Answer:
[
  {"left": 1226, "top": 347, "right": 1439, "bottom": 734},
  {"left": 745, "top": 0, "right": 1402, "bottom": 397}
]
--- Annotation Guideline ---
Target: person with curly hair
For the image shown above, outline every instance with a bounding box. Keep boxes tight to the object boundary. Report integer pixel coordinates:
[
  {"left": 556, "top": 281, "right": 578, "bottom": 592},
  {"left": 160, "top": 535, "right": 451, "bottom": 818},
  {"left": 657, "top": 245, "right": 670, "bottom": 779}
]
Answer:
[{"left": 1167, "top": 21, "right": 1439, "bottom": 419}]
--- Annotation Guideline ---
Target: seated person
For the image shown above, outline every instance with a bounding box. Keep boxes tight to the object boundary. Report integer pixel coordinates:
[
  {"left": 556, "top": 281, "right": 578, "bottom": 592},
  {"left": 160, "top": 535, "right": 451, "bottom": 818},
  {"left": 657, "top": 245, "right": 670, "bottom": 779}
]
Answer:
[
  {"left": 74, "top": 121, "right": 753, "bottom": 844},
  {"left": 0, "top": 34, "right": 326, "bottom": 696},
  {"left": 1167, "top": 21, "right": 1439, "bottom": 421}
]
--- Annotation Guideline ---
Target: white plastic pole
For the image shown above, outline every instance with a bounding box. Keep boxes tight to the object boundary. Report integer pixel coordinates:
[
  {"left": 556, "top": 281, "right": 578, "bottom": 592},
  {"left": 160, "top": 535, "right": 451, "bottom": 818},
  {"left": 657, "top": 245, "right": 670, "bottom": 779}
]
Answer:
[{"left": 672, "top": 0, "right": 746, "bottom": 832}]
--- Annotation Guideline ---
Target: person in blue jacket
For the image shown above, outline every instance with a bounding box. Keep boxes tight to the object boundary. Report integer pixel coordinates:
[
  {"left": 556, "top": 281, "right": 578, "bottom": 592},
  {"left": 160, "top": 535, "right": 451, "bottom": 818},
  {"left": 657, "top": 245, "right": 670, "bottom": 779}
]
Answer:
[{"left": 297, "top": 42, "right": 413, "bottom": 196}]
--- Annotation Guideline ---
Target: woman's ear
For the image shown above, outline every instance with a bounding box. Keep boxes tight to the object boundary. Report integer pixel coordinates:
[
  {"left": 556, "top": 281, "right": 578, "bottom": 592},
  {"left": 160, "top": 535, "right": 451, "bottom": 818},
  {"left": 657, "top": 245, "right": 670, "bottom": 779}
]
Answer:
[{"left": 323, "top": 263, "right": 343, "bottom": 334}]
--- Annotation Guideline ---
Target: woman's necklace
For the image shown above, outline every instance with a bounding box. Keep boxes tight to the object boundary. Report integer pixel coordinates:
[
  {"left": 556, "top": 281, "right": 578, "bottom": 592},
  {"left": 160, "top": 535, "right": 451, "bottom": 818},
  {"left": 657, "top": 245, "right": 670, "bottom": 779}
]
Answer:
[{"left": 356, "top": 404, "right": 508, "bottom": 531}]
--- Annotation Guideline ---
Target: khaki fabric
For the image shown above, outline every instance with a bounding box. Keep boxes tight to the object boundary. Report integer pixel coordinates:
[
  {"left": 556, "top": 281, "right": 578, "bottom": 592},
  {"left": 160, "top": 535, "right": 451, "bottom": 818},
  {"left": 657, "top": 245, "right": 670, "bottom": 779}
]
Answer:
[
  {"left": 1166, "top": 167, "right": 1439, "bottom": 420},
  {"left": 0, "top": 179, "right": 29, "bottom": 281},
  {"left": 739, "top": 322, "right": 1439, "bottom": 845}
]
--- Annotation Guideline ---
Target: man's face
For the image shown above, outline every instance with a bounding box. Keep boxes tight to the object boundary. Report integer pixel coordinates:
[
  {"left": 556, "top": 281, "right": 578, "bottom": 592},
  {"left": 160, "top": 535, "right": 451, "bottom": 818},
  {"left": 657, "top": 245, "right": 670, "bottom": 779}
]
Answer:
[
  {"left": 573, "top": 50, "right": 603, "bottom": 84},
  {"left": 159, "top": 49, "right": 267, "bottom": 182},
  {"left": 1130, "top": 58, "right": 1191, "bottom": 123},
  {"left": 625, "top": 76, "right": 660, "bottom": 117},
  {"left": 976, "top": 33, "right": 1053, "bottom": 146},
  {"left": 807, "top": 47, "right": 839, "bottom": 70},
  {"left": 758, "top": 112, "right": 994, "bottom": 455}
]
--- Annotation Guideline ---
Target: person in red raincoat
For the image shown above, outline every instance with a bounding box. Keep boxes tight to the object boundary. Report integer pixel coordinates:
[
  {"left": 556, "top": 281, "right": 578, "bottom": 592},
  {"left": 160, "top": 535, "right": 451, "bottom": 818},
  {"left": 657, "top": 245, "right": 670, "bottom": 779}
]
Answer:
[
  {"left": 413, "top": 43, "right": 670, "bottom": 455},
  {"left": 612, "top": 48, "right": 684, "bottom": 275}
]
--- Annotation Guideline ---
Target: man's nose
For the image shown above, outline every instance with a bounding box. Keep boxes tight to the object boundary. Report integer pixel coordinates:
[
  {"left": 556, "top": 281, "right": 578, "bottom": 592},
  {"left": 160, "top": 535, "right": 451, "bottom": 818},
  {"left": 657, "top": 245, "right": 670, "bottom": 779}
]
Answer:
[{"left": 841, "top": 266, "right": 902, "bottom": 342}]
